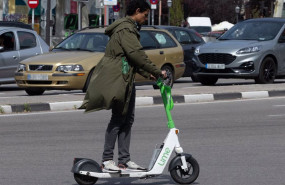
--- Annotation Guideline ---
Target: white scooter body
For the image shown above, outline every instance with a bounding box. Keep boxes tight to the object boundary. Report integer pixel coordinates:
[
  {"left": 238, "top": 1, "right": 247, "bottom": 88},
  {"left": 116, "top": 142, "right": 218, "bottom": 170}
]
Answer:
[
  {"left": 72, "top": 78, "right": 199, "bottom": 184},
  {"left": 76, "top": 128, "right": 187, "bottom": 179}
]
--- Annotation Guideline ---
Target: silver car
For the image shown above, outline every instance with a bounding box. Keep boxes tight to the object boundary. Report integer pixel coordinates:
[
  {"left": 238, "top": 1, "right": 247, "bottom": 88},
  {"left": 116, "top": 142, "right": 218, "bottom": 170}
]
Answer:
[
  {"left": 193, "top": 18, "right": 285, "bottom": 85},
  {"left": 0, "top": 22, "right": 49, "bottom": 85}
]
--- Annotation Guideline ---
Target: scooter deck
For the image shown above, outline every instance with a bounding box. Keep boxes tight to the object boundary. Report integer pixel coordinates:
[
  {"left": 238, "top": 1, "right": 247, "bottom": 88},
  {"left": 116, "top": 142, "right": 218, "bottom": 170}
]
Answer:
[
  {"left": 79, "top": 169, "right": 150, "bottom": 178},
  {"left": 101, "top": 168, "right": 147, "bottom": 174},
  {"left": 120, "top": 168, "right": 147, "bottom": 173},
  {"left": 102, "top": 169, "right": 121, "bottom": 173}
]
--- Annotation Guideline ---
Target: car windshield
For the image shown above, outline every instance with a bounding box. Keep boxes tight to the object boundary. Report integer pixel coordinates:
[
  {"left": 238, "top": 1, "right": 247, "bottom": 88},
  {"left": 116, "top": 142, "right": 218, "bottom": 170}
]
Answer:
[
  {"left": 54, "top": 33, "right": 109, "bottom": 52},
  {"left": 219, "top": 21, "right": 283, "bottom": 41}
]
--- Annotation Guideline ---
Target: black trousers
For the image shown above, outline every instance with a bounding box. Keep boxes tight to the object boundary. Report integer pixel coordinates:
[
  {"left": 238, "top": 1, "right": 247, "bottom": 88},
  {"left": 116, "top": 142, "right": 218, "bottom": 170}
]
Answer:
[{"left": 102, "top": 86, "right": 136, "bottom": 164}]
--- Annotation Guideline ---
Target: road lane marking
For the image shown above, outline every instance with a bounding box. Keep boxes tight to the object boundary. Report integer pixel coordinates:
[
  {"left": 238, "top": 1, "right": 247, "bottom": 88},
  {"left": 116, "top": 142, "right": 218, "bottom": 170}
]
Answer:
[
  {"left": 273, "top": 104, "right": 285, "bottom": 107},
  {"left": 268, "top": 114, "right": 285, "bottom": 117}
]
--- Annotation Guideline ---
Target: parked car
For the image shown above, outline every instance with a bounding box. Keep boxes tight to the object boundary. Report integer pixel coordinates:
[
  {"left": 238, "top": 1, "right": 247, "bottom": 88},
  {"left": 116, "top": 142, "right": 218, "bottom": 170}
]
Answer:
[
  {"left": 149, "top": 26, "right": 205, "bottom": 81},
  {"left": 186, "top": 17, "right": 212, "bottom": 34},
  {"left": 0, "top": 21, "right": 49, "bottom": 85},
  {"left": 15, "top": 27, "right": 185, "bottom": 95},
  {"left": 193, "top": 18, "right": 285, "bottom": 85}
]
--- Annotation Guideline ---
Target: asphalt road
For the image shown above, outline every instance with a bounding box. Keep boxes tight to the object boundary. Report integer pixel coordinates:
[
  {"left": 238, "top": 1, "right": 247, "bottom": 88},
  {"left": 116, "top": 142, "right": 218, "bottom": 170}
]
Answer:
[{"left": 1, "top": 97, "right": 285, "bottom": 185}]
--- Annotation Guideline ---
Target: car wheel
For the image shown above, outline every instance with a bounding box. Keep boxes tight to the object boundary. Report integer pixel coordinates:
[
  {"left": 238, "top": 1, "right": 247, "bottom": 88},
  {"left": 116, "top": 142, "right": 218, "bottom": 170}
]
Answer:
[
  {"left": 82, "top": 68, "right": 94, "bottom": 93},
  {"left": 25, "top": 88, "right": 45, "bottom": 96},
  {"left": 255, "top": 57, "right": 276, "bottom": 84},
  {"left": 198, "top": 76, "right": 218, "bottom": 86},
  {"left": 190, "top": 75, "right": 199, "bottom": 82},
  {"left": 153, "top": 65, "right": 174, "bottom": 89}
]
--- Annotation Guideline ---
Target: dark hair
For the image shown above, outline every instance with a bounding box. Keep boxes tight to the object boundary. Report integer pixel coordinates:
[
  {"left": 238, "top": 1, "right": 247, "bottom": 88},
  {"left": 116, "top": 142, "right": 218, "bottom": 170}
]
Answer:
[{"left": 126, "top": 0, "right": 151, "bottom": 16}]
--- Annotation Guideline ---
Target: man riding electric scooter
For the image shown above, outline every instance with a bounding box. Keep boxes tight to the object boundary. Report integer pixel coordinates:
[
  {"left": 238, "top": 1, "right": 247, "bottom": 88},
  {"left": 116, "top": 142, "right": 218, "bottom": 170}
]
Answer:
[
  {"left": 74, "top": 1, "right": 199, "bottom": 184},
  {"left": 79, "top": 0, "right": 166, "bottom": 172}
]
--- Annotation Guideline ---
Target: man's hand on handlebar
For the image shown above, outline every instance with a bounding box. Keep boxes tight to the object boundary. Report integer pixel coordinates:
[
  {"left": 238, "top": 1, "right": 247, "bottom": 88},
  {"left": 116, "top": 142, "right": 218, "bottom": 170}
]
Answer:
[
  {"left": 150, "top": 70, "right": 167, "bottom": 81},
  {"left": 161, "top": 70, "right": 167, "bottom": 79}
]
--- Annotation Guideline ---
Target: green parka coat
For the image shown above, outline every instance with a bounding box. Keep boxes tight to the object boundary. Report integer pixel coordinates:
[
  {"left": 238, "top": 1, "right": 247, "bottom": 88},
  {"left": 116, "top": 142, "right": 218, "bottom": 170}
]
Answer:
[{"left": 80, "top": 16, "right": 161, "bottom": 115}]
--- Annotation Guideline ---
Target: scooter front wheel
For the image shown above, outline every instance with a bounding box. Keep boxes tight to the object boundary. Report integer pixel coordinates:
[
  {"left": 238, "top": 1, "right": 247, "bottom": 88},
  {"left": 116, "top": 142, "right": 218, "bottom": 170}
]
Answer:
[{"left": 170, "top": 156, "right": 199, "bottom": 184}]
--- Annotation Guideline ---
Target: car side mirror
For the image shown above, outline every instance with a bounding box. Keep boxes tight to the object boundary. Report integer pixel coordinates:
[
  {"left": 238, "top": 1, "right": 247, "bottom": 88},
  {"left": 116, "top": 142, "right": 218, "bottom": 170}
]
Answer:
[{"left": 0, "top": 46, "right": 4, "bottom": 51}]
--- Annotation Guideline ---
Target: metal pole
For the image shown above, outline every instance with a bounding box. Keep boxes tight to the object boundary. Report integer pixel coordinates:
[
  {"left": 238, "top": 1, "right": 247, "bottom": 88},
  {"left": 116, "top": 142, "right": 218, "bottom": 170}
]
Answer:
[
  {"left": 152, "top": 9, "right": 154, "bottom": 25},
  {"left": 78, "top": 2, "right": 82, "bottom": 30},
  {"left": 50, "top": 7, "right": 52, "bottom": 45},
  {"left": 45, "top": 0, "right": 51, "bottom": 46},
  {"left": 159, "top": 0, "right": 161, "bottom": 25},
  {"left": 168, "top": 8, "right": 170, "bottom": 25},
  {"left": 32, "top": 8, "right": 35, "bottom": 29},
  {"left": 99, "top": 8, "right": 102, "bottom": 26},
  {"left": 104, "top": 5, "right": 109, "bottom": 26},
  {"left": 0, "top": 1, "right": 3, "bottom": 21}
]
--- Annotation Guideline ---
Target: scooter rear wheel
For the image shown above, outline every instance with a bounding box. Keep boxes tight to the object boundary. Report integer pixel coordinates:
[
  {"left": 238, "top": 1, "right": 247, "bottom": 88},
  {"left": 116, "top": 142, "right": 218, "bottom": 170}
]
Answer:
[
  {"left": 170, "top": 156, "right": 199, "bottom": 184},
  {"left": 74, "top": 173, "right": 98, "bottom": 185}
]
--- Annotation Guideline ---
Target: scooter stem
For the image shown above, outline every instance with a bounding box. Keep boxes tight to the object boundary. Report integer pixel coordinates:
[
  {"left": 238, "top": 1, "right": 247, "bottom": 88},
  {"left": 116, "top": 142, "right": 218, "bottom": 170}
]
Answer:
[{"left": 157, "top": 78, "right": 175, "bottom": 129}]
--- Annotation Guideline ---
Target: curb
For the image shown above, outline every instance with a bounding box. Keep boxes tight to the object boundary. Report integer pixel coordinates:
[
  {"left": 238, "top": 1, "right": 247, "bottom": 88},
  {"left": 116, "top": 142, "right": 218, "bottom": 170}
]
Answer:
[{"left": 1, "top": 90, "right": 285, "bottom": 114}]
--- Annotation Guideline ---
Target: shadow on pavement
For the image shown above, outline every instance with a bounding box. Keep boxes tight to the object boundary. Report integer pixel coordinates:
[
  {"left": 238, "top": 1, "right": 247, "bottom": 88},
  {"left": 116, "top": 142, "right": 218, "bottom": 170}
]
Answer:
[
  {"left": 75, "top": 175, "right": 178, "bottom": 185},
  {"left": 0, "top": 86, "right": 24, "bottom": 91}
]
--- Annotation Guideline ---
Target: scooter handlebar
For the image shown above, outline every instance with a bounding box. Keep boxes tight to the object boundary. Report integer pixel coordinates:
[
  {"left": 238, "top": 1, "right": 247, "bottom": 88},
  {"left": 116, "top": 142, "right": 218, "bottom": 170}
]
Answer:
[{"left": 156, "top": 70, "right": 172, "bottom": 88}]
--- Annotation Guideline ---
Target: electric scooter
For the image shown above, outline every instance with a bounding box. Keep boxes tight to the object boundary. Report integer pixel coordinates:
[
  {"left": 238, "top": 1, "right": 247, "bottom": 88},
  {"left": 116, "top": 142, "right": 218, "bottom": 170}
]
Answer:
[{"left": 71, "top": 77, "right": 200, "bottom": 185}]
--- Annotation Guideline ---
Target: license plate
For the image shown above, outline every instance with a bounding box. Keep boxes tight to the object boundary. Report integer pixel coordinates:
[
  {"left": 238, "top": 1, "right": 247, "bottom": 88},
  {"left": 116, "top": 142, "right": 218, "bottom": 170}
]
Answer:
[
  {"left": 206, "top": 63, "right": 225, "bottom": 69},
  {"left": 27, "top": 74, "right": 48, "bottom": 80}
]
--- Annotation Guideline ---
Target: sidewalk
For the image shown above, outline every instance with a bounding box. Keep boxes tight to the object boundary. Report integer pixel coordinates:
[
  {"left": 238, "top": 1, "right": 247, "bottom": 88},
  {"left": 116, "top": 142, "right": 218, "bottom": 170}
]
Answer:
[{"left": 1, "top": 82, "right": 285, "bottom": 114}]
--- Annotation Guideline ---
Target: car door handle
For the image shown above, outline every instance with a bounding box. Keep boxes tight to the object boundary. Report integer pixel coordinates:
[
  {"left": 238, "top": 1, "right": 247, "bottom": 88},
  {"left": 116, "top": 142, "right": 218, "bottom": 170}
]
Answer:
[
  {"left": 13, "top": 56, "right": 18, "bottom": 60},
  {"left": 35, "top": 53, "right": 39, "bottom": 55},
  {"left": 160, "top": 51, "right": 164, "bottom": 55}
]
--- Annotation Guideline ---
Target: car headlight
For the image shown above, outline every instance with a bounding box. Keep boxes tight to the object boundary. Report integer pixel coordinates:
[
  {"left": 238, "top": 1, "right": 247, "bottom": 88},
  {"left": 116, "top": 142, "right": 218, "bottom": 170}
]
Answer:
[
  {"left": 236, "top": 46, "right": 261, "bottom": 54},
  {"left": 56, "top": 65, "right": 84, "bottom": 72},
  {"left": 17, "top": 64, "right": 26, "bottom": 72},
  {"left": 194, "top": 47, "right": 200, "bottom": 55}
]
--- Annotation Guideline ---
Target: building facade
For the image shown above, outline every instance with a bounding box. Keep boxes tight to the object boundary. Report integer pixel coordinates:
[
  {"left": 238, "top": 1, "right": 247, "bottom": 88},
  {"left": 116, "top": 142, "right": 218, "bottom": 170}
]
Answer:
[
  {"left": 1, "top": 0, "right": 282, "bottom": 46},
  {"left": 1, "top": 0, "right": 127, "bottom": 46}
]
